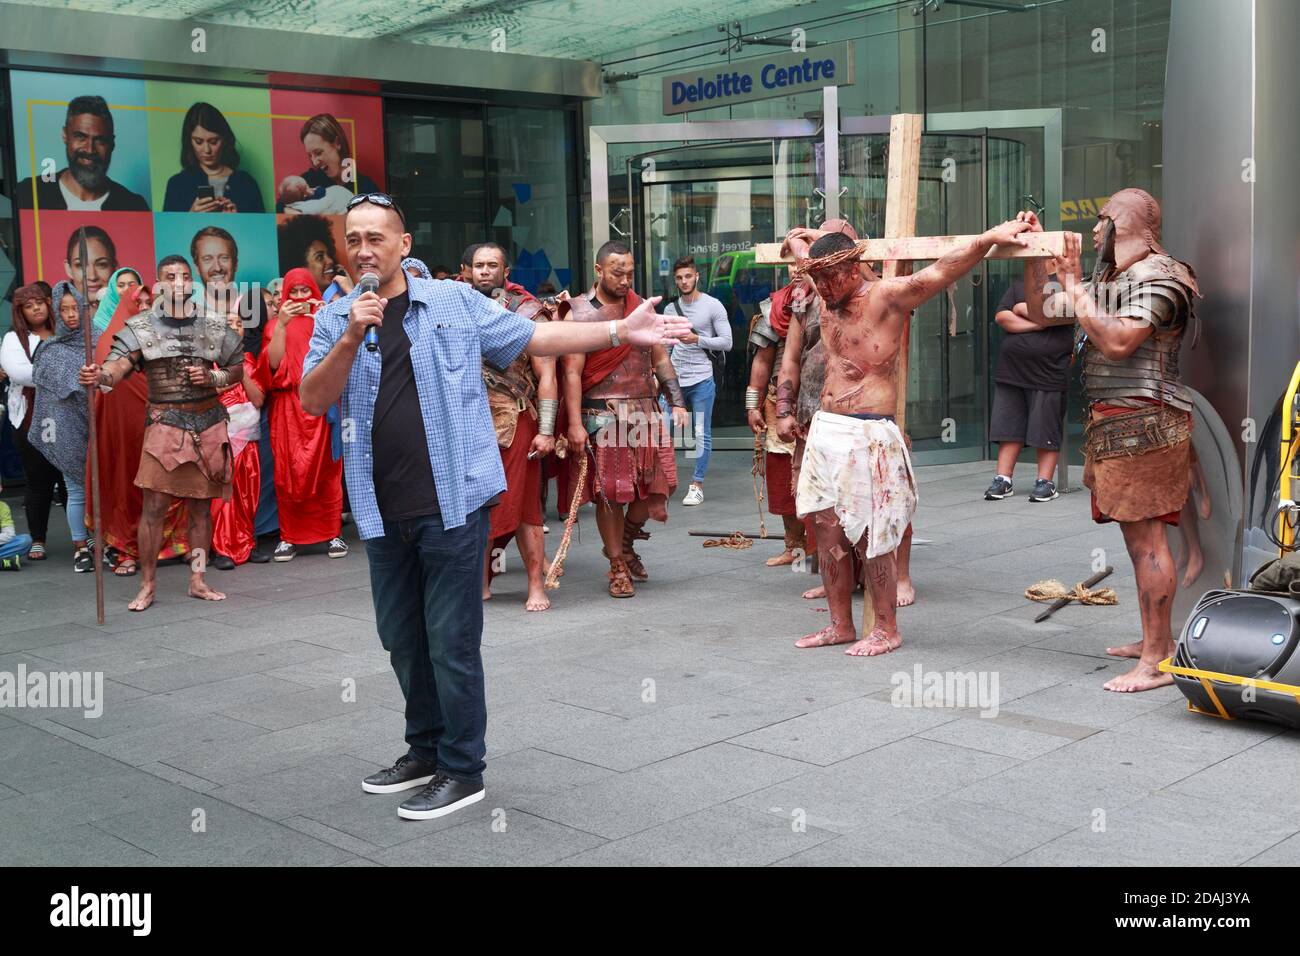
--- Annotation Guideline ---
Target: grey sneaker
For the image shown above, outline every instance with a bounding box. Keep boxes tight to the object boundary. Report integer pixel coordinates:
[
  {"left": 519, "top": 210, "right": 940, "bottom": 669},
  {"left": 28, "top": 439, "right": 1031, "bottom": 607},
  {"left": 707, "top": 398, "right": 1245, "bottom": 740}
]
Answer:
[
  {"left": 1029, "top": 478, "right": 1059, "bottom": 502},
  {"left": 984, "top": 476, "right": 1013, "bottom": 500},
  {"left": 362, "top": 754, "right": 438, "bottom": 794},
  {"left": 397, "top": 773, "right": 485, "bottom": 820}
]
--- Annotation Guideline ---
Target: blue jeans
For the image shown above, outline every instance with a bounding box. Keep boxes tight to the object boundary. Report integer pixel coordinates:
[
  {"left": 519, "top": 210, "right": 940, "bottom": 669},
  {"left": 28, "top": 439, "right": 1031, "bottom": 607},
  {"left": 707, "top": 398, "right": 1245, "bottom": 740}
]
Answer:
[
  {"left": 65, "top": 478, "right": 86, "bottom": 542},
  {"left": 363, "top": 506, "right": 489, "bottom": 785},
  {"left": 254, "top": 404, "right": 279, "bottom": 537},
  {"left": 0, "top": 534, "right": 33, "bottom": 559},
  {"left": 662, "top": 376, "right": 716, "bottom": 483}
]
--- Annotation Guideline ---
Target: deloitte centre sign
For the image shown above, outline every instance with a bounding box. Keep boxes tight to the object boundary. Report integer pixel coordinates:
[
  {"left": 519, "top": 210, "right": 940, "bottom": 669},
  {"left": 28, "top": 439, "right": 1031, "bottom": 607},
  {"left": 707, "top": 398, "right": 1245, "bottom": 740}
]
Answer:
[{"left": 662, "top": 42, "right": 854, "bottom": 116}]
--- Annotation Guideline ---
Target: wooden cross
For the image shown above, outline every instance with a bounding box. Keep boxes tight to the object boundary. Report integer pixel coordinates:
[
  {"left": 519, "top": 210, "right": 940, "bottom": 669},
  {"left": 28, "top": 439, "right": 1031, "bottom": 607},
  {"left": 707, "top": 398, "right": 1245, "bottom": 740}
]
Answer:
[
  {"left": 754, "top": 113, "right": 1074, "bottom": 429},
  {"left": 754, "top": 113, "right": 1072, "bottom": 626}
]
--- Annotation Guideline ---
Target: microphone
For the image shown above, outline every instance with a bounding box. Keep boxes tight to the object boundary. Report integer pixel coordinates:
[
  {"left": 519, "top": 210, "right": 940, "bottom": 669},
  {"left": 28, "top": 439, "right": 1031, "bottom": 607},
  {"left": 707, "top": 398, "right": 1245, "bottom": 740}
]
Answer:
[{"left": 358, "top": 272, "right": 380, "bottom": 353}]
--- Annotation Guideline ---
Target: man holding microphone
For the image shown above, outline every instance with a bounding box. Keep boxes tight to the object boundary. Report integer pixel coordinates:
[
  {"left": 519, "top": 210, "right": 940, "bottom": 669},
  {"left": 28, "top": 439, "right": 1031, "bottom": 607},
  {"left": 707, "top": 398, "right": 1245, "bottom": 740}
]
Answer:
[{"left": 300, "top": 193, "right": 690, "bottom": 820}]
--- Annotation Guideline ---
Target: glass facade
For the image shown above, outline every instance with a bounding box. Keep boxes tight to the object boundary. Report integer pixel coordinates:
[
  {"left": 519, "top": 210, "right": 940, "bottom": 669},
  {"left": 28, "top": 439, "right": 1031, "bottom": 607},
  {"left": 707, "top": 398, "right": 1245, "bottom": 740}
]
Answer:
[{"left": 587, "top": 0, "right": 1173, "bottom": 465}]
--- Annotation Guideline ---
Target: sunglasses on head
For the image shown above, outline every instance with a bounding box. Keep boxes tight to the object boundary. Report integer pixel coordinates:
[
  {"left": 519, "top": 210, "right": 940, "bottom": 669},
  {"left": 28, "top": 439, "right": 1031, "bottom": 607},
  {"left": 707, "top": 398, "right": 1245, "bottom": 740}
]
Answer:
[{"left": 346, "top": 192, "right": 406, "bottom": 227}]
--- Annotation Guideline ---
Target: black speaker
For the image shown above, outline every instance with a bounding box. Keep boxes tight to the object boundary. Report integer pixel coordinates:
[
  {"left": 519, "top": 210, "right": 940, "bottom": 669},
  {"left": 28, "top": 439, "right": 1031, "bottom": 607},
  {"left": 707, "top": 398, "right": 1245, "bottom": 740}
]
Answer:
[{"left": 1166, "top": 589, "right": 1300, "bottom": 728}]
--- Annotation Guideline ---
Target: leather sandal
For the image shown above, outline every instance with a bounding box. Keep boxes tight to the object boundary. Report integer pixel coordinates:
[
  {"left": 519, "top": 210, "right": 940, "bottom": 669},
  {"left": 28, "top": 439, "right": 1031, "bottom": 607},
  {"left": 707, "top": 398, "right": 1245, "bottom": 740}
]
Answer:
[
  {"left": 606, "top": 556, "right": 635, "bottom": 598},
  {"left": 621, "top": 521, "right": 649, "bottom": 582}
]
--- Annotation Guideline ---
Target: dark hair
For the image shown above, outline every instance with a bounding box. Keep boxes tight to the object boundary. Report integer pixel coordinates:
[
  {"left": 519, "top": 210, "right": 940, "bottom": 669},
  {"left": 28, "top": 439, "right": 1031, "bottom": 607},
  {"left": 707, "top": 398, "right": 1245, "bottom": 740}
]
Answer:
[
  {"left": 672, "top": 255, "right": 696, "bottom": 273},
  {"left": 460, "top": 243, "right": 481, "bottom": 268},
  {"left": 190, "top": 226, "right": 239, "bottom": 271},
  {"left": 596, "top": 240, "right": 631, "bottom": 264},
  {"left": 278, "top": 214, "right": 336, "bottom": 276},
  {"left": 180, "top": 102, "right": 241, "bottom": 170},
  {"left": 156, "top": 254, "right": 191, "bottom": 276},
  {"left": 64, "top": 225, "right": 117, "bottom": 268},
  {"left": 432, "top": 264, "right": 450, "bottom": 275},
  {"left": 11, "top": 283, "right": 54, "bottom": 357},
  {"left": 65, "top": 95, "right": 113, "bottom": 131},
  {"left": 300, "top": 113, "right": 350, "bottom": 159},
  {"left": 808, "top": 231, "right": 857, "bottom": 260},
  {"left": 472, "top": 242, "right": 508, "bottom": 265},
  {"left": 35, "top": 280, "right": 52, "bottom": 297}
]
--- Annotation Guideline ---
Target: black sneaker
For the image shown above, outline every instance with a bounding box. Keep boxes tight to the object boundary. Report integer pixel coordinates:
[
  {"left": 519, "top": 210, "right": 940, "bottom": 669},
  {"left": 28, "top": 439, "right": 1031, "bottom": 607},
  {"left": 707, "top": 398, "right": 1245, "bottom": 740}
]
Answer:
[
  {"left": 212, "top": 553, "right": 236, "bottom": 571},
  {"left": 397, "top": 773, "right": 485, "bottom": 821},
  {"left": 73, "top": 548, "right": 94, "bottom": 573},
  {"left": 1029, "top": 478, "right": 1059, "bottom": 502},
  {"left": 984, "top": 476, "right": 1013, "bottom": 500},
  {"left": 361, "top": 754, "right": 438, "bottom": 795}
]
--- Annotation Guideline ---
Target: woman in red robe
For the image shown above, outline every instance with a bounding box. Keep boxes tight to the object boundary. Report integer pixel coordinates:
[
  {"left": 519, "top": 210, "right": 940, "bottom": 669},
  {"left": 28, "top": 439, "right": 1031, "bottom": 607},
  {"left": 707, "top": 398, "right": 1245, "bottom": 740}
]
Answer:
[
  {"left": 261, "top": 267, "right": 346, "bottom": 561},
  {"left": 87, "top": 281, "right": 189, "bottom": 575},
  {"left": 210, "top": 347, "right": 264, "bottom": 567}
]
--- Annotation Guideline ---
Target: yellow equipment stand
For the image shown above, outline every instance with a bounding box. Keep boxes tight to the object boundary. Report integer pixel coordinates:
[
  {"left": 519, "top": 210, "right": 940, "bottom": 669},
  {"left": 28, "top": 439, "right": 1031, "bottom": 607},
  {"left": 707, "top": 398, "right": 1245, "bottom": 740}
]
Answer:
[{"left": 1158, "top": 360, "right": 1300, "bottom": 718}]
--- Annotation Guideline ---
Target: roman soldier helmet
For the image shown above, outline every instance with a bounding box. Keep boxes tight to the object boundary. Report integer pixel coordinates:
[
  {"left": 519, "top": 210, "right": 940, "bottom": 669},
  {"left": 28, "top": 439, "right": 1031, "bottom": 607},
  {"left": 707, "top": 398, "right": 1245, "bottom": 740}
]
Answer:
[{"left": 1099, "top": 187, "right": 1167, "bottom": 257}]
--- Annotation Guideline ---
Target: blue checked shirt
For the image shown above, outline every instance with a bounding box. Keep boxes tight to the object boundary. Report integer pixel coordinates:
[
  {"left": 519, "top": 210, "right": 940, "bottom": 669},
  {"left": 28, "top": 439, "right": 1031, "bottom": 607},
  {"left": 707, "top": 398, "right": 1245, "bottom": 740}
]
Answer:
[{"left": 302, "top": 277, "right": 536, "bottom": 540}]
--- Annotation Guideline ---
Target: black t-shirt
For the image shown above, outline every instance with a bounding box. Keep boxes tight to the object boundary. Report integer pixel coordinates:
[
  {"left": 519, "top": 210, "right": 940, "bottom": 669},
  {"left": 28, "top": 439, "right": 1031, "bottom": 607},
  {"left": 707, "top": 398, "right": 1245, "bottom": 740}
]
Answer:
[
  {"left": 371, "top": 291, "right": 440, "bottom": 520},
  {"left": 993, "top": 278, "right": 1073, "bottom": 391}
]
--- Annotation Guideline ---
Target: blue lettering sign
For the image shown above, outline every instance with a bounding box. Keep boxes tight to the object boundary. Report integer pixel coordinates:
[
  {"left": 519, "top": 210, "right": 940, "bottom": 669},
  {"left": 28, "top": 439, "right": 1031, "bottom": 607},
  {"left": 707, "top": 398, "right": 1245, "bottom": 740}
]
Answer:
[{"left": 672, "top": 81, "right": 687, "bottom": 106}]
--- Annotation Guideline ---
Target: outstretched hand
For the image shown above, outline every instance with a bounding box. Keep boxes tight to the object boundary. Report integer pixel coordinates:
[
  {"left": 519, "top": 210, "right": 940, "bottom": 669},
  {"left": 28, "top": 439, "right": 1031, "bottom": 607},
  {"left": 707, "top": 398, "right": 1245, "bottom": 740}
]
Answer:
[
  {"left": 623, "top": 296, "right": 691, "bottom": 347},
  {"left": 984, "top": 218, "right": 1034, "bottom": 248}
]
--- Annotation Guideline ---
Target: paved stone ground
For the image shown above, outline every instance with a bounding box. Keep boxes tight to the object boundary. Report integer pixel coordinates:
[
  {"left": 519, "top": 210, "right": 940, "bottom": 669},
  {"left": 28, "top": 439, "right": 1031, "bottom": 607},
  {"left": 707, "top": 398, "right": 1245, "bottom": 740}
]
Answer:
[{"left": 2, "top": 451, "right": 1298, "bottom": 867}]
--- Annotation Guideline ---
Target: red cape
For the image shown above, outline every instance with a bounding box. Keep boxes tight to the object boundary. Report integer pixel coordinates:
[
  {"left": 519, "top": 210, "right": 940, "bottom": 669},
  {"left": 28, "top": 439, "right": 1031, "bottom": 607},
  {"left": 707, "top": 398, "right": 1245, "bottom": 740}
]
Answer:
[
  {"left": 259, "top": 293, "right": 341, "bottom": 546},
  {"left": 578, "top": 289, "right": 641, "bottom": 392}
]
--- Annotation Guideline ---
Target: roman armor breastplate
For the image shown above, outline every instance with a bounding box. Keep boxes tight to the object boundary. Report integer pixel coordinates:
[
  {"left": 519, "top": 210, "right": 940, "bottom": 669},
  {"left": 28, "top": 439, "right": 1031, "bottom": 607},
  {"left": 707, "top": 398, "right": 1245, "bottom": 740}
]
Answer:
[
  {"left": 1082, "top": 255, "right": 1197, "bottom": 412},
  {"left": 127, "top": 311, "right": 229, "bottom": 405},
  {"left": 585, "top": 344, "right": 657, "bottom": 400},
  {"left": 482, "top": 290, "right": 547, "bottom": 407}
]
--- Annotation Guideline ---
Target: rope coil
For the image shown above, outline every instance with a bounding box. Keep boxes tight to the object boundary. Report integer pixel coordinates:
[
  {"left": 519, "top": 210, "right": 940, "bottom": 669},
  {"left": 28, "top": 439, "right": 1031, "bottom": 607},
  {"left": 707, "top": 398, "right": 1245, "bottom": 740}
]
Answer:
[{"left": 1025, "top": 579, "right": 1118, "bottom": 607}]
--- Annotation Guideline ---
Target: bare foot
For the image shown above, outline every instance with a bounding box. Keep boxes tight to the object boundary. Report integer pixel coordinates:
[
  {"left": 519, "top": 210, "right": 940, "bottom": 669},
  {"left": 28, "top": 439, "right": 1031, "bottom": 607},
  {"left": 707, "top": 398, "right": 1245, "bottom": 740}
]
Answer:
[
  {"left": 802, "top": 584, "right": 827, "bottom": 600},
  {"left": 128, "top": 582, "right": 156, "bottom": 612},
  {"left": 525, "top": 585, "right": 551, "bottom": 612},
  {"left": 1180, "top": 547, "right": 1204, "bottom": 590},
  {"left": 766, "top": 549, "right": 798, "bottom": 567},
  {"left": 188, "top": 578, "right": 226, "bottom": 602},
  {"left": 1106, "top": 641, "right": 1143, "bottom": 659},
  {"left": 542, "top": 559, "right": 564, "bottom": 578},
  {"left": 795, "top": 623, "right": 856, "bottom": 648},
  {"left": 1103, "top": 659, "right": 1175, "bottom": 693},
  {"left": 896, "top": 578, "right": 915, "bottom": 607},
  {"left": 845, "top": 628, "right": 902, "bottom": 656},
  {"left": 482, "top": 586, "right": 492, "bottom": 602}
]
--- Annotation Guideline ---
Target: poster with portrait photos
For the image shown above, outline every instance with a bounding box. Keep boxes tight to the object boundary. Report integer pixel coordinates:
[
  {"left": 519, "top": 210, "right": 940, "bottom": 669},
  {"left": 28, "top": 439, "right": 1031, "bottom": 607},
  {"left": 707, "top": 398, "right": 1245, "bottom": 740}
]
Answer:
[{"left": 10, "top": 71, "right": 386, "bottom": 311}]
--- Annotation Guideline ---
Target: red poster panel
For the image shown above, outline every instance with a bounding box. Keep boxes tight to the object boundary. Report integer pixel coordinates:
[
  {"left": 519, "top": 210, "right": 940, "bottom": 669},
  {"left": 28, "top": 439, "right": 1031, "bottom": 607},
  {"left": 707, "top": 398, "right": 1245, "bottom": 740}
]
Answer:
[
  {"left": 19, "top": 210, "right": 157, "bottom": 300},
  {"left": 268, "top": 90, "right": 385, "bottom": 213}
]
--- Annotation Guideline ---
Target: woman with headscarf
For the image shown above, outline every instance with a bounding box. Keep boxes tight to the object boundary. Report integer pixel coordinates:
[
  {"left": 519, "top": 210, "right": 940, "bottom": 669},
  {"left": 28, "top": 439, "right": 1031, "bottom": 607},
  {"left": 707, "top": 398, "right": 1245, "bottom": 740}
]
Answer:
[
  {"left": 1, "top": 283, "right": 61, "bottom": 560},
  {"left": 85, "top": 273, "right": 190, "bottom": 576},
  {"left": 30, "top": 281, "right": 96, "bottom": 571},
  {"left": 260, "top": 267, "right": 346, "bottom": 561},
  {"left": 90, "top": 267, "right": 143, "bottom": 332}
]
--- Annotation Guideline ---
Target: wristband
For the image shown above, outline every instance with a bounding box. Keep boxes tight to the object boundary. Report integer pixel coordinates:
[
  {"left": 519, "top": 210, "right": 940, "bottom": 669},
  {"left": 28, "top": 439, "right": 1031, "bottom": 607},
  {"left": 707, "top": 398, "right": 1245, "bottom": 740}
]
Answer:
[
  {"left": 608, "top": 319, "right": 621, "bottom": 347},
  {"left": 538, "top": 399, "right": 558, "bottom": 436},
  {"left": 744, "top": 387, "right": 760, "bottom": 410},
  {"left": 775, "top": 403, "right": 794, "bottom": 419}
]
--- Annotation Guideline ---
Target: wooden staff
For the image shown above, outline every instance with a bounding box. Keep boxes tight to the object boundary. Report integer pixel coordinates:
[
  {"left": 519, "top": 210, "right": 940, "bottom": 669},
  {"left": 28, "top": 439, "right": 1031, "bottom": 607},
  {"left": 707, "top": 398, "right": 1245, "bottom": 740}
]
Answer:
[
  {"left": 1034, "top": 566, "right": 1114, "bottom": 623},
  {"left": 543, "top": 453, "right": 589, "bottom": 591},
  {"left": 688, "top": 530, "right": 777, "bottom": 541},
  {"left": 77, "top": 227, "right": 105, "bottom": 625}
]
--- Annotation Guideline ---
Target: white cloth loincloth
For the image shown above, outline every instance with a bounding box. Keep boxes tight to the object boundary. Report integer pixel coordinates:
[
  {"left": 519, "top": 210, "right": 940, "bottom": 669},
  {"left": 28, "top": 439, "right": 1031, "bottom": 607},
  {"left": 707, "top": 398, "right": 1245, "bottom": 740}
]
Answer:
[{"left": 796, "top": 409, "right": 918, "bottom": 558}]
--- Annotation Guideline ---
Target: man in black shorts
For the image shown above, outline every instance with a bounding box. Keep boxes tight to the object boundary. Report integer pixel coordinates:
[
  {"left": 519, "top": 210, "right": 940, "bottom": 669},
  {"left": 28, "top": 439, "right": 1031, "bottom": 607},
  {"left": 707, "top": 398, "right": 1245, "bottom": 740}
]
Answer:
[{"left": 984, "top": 266, "right": 1071, "bottom": 503}]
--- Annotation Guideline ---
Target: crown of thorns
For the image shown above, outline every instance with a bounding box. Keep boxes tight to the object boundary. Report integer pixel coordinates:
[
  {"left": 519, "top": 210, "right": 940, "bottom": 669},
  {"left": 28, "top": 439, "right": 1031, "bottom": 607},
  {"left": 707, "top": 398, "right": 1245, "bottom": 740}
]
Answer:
[{"left": 791, "top": 239, "right": 868, "bottom": 279}]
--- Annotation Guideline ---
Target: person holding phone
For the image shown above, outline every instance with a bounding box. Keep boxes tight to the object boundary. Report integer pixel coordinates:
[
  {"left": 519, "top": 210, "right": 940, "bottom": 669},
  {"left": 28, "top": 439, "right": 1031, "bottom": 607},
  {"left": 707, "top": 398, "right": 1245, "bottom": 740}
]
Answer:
[{"left": 162, "top": 102, "right": 265, "bottom": 213}]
